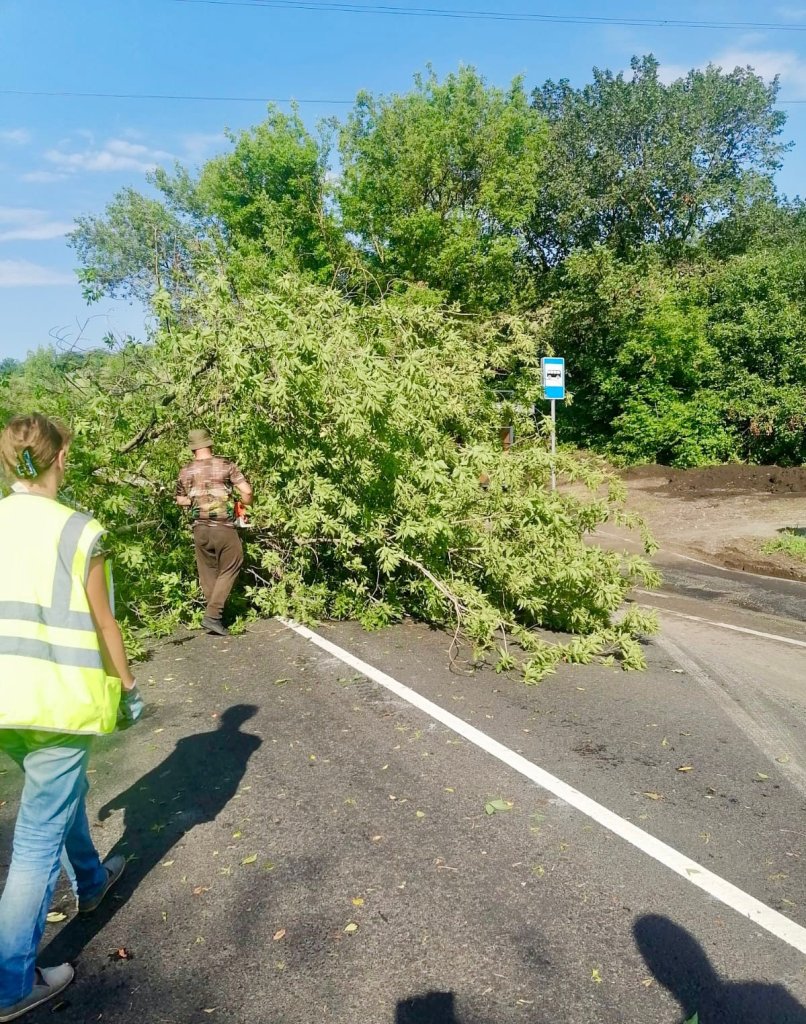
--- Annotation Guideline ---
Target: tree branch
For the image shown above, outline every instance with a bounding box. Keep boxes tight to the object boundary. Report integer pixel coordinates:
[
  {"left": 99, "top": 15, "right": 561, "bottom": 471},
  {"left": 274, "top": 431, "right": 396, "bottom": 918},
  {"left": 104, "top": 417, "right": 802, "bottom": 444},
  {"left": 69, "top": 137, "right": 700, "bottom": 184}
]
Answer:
[{"left": 117, "top": 352, "right": 216, "bottom": 455}]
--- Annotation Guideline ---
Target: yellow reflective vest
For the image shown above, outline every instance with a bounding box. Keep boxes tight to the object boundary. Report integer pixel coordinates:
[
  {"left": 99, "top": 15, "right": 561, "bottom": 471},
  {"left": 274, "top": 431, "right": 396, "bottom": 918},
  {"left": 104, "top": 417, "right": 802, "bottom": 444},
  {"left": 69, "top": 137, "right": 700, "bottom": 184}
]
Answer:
[{"left": 0, "top": 493, "right": 121, "bottom": 735}]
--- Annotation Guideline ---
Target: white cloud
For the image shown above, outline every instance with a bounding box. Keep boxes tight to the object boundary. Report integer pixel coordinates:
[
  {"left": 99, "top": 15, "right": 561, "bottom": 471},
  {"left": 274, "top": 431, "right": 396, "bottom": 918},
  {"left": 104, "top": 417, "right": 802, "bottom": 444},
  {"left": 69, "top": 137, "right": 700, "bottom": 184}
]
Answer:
[
  {"left": 713, "top": 47, "right": 806, "bottom": 96},
  {"left": 0, "top": 260, "right": 73, "bottom": 287},
  {"left": 181, "top": 132, "right": 227, "bottom": 161},
  {"left": 20, "top": 170, "right": 68, "bottom": 184},
  {"left": 656, "top": 45, "right": 806, "bottom": 98},
  {"left": 0, "top": 222, "right": 73, "bottom": 242},
  {"left": 0, "top": 129, "right": 31, "bottom": 146},
  {"left": 0, "top": 207, "right": 73, "bottom": 242},
  {"left": 0, "top": 207, "right": 44, "bottom": 225},
  {"left": 775, "top": 5, "right": 806, "bottom": 20},
  {"left": 45, "top": 138, "right": 175, "bottom": 174},
  {"left": 657, "top": 63, "right": 691, "bottom": 85}
]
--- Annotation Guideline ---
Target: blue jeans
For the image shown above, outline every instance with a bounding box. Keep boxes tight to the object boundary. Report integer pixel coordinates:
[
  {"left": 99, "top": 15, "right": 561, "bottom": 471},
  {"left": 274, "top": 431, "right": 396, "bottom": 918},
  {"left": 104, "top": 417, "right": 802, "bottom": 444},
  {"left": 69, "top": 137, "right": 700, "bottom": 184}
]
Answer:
[{"left": 0, "top": 731, "right": 107, "bottom": 1006}]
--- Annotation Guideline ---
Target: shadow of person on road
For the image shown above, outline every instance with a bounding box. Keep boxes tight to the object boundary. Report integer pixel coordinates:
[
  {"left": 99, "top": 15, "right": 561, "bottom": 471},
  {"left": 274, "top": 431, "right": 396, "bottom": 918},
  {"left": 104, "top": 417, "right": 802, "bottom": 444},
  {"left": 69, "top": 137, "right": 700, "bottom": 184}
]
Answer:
[
  {"left": 396, "top": 992, "right": 462, "bottom": 1024},
  {"left": 635, "top": 914, "right": 806, "bottom": 1023},
  {"left": 42, "top": 704, "right": 261, "bottom": 967}
]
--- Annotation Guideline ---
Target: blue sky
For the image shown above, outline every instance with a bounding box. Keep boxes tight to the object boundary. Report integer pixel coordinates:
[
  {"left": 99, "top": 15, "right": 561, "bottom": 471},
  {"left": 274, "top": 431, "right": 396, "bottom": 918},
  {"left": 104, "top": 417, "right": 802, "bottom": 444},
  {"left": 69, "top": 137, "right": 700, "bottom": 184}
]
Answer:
[{"left": 2, "top": 0, "right": 806, "bottom": 361}]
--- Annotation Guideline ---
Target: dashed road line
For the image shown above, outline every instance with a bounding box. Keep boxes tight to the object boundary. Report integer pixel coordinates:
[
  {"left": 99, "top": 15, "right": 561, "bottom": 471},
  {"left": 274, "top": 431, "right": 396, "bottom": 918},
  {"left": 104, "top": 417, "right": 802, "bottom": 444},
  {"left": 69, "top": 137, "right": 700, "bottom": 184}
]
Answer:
[
  {"left": 635, "top": 591, "right": 806, "bottom": 649},
  {"left": 594, "top": 529, "right": 806, "bottom": 587},
  {"left": 281, "top": 617, "right": 806, "bottom": 957}
]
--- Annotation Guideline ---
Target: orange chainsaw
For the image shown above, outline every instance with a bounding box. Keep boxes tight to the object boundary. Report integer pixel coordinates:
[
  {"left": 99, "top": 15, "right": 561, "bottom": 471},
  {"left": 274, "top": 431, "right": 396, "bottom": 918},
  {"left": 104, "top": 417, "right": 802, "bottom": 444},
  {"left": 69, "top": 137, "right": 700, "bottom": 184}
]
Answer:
[{"left": 233, "top": 500, "right": 250, "bottom": 529}]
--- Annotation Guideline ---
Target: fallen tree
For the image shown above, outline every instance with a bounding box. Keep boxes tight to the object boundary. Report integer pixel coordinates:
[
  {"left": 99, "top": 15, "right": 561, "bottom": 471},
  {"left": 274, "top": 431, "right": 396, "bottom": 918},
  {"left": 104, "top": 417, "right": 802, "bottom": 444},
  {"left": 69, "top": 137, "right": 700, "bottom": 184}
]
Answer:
[{"left": 2, "top": 276, "right": 658, "bottom": 680}]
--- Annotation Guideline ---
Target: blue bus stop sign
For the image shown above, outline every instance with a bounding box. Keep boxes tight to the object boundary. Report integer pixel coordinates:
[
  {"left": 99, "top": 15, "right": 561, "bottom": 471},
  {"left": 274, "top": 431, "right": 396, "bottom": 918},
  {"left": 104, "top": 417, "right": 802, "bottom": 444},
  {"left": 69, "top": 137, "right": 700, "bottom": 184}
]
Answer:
[{"left": 541, "top": 357, "right": 565, "bottom": 400}]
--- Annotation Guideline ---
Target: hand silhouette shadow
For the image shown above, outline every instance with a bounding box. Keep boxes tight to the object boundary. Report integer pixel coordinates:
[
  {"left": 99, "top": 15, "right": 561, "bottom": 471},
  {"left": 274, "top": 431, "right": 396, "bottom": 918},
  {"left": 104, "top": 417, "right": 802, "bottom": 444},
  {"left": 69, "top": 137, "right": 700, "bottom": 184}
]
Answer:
[
  {"left": 634, "top": 914, "right": 806, "bottom": 1024},
  {"left": 42, "top": 704, "right": 261, "bottom": 967},
  {"left": 396, "top": 992, "right": 462, "bottom": 1024}
]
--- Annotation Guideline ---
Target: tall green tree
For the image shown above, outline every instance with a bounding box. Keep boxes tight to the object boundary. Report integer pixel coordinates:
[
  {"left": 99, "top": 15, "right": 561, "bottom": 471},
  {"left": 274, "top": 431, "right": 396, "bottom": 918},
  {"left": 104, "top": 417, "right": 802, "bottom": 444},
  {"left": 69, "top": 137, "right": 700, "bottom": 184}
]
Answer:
[
  {"left": 195, "top": 107, "right": 346, "bottom": 288},
  {"left": 703, "top": 196, "right": 806, "bottom": 259},
  {"left": 530, "top": 55, "right": 788, "bottom": 265},
  {"left": 541, "top": 241, "right": 806, "bottom": 467},
  {"left": 69, "top": 107, "right": 342, "bottom": 305},
  {"left": 69, "top": 187, "right": 198, "bottom": 305},
  {"left": 339, "top": 67, "right": 547, "bottom": 309}
]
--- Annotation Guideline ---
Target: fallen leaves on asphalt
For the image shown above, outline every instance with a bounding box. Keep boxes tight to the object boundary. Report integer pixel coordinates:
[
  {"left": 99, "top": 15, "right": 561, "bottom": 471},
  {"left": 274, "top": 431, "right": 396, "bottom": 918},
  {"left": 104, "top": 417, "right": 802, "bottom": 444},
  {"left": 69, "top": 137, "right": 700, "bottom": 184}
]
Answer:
[
  {"left": 485, "top": 799, "right": 513, "bottom": 815},
  {"left": 273, "top": 929, "right": 286, "bottom": 941},
  {"left": 108, "top": 948, "right": 133, "bottom": 962}
]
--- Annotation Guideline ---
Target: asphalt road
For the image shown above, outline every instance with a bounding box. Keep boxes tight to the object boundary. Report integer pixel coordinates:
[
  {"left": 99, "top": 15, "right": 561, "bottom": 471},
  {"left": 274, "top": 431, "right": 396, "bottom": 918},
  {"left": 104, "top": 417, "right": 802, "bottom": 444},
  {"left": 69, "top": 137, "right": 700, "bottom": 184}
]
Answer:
[
  {"left": 651, "top": 553, "right": 806, "bottom": 624},
  {"left": 2, "top": 591, "right": 805, "bottom": 1024}
]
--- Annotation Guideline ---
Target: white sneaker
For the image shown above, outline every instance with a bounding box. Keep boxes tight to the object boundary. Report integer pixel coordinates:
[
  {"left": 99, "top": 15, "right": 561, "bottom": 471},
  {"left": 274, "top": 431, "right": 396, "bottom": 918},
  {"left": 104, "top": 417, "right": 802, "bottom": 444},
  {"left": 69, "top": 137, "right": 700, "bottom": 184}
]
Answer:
[
  {"left": 0, "top": 963, "right": 75, "bottom": 1022},
  {"left": 78, "top": 854, "right": 126, "bottom": 914}
]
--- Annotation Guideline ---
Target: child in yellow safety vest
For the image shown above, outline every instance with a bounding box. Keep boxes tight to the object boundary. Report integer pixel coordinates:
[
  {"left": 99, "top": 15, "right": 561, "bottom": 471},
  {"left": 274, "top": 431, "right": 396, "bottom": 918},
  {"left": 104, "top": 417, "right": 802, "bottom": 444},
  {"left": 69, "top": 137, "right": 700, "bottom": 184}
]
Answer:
[{"left": 0, "top": 413, "right": 142, "bottom": 1022}]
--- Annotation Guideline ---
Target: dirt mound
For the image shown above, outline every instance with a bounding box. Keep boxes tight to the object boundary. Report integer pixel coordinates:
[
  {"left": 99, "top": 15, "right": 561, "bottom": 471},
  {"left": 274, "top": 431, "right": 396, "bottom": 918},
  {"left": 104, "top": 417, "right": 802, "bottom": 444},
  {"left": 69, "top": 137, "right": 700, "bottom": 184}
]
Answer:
[{"left": 622, "top": 464, "right": 806, "bottom": 498}]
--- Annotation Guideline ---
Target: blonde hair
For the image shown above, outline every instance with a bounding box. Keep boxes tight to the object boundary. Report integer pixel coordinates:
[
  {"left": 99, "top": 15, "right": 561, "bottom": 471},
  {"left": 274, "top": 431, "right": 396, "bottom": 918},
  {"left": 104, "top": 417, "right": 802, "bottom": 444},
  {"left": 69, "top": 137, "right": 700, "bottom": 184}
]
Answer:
[{"left": 0, "top": 413, "right": 73, "bottom": 483}]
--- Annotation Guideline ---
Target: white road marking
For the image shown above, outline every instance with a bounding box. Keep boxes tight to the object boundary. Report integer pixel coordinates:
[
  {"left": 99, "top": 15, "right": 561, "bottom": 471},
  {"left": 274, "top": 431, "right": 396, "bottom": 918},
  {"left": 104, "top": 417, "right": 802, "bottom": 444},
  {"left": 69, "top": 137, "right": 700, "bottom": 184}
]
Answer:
[
  {"left": 281, "top": 618, "right": 806, "bottom": 956},
  {"left": 666, "top": 549, "right": 806, "bottom": 586},
  {"left": 635, "top": 591, "right": 806, "bottom": 649},
  {"left": 594, "top": 529, "right": 806, "bottom": 587}
]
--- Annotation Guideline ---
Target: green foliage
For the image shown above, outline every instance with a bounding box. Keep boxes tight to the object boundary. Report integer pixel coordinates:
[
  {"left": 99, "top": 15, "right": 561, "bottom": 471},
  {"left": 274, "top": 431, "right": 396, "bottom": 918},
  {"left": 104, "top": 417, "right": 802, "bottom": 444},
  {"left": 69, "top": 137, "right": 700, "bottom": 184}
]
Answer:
[
  {"left": 69, "top": 187, "right": 198, "bottom": 305},
  {"left": 704, "top": 197, "right": 806, "bottom": 259},
  {"left": 763, "top": 531, "right": 806, "bottom": 564},
  {"left": 339, "top": 66, "right": 546, "bottom": 309},
  {"left": 64, "top": 58, "right": 802, "bottom": 479},
  {"left": 195, "top": 107, "right": 345, "bottom": 288},
  {"left": 531, "top": 55, "right": 786, "bottom": 264},
  {"left": 540, "top": 243, "right": 806, "bottom": 467},
  {"left": 2, "top": 277, "right": 658, "bottom": 679},
  {"left": 69, "top": 107, "right": 342, "bottom": 307}
]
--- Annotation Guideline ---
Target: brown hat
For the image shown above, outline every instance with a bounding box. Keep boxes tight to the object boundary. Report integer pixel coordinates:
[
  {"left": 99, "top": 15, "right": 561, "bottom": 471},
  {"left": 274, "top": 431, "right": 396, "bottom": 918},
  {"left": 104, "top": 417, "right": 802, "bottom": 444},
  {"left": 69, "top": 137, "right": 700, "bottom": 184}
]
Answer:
[{"left": 188, "top": 428, "right": 213, "bottom": 451}]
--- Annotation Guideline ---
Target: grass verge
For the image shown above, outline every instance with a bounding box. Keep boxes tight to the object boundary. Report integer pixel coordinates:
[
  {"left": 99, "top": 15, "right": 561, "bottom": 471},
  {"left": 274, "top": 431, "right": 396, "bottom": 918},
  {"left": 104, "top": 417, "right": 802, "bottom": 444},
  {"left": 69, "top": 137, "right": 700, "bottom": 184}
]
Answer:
[{"left": 762, "top": 530, "right": 806, "bottom": 564}]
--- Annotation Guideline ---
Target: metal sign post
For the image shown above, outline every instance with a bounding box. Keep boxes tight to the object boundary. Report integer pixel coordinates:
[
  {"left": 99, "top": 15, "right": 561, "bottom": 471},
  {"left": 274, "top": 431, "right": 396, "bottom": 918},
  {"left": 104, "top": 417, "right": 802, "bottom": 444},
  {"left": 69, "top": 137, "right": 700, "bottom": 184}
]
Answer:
[{"left": 541, "top": 357, "right": 566, "bottom": 492}]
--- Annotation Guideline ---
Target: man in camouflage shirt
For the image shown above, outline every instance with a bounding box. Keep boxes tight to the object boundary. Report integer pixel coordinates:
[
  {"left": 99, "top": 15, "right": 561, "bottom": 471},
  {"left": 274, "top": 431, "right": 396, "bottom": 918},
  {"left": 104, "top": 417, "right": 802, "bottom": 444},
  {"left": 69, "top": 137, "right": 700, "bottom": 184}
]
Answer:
[{"left": 175, "top": 429, "right": 253, "bottom": 636}]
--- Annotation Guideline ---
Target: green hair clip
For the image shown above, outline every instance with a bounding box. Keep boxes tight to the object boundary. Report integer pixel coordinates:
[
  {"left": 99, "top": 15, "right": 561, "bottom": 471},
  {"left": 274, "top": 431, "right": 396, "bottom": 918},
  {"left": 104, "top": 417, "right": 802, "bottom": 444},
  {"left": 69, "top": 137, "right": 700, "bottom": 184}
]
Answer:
[{"left": 16, "top": 449, "right": 38, "bottom": 479}]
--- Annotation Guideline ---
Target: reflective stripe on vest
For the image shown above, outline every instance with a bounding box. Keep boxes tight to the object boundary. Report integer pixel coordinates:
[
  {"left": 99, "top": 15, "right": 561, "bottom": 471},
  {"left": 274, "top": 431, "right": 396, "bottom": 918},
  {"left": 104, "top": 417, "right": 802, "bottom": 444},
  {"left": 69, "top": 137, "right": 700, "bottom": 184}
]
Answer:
[
  {"left": 0, "top": 636, "right": 104, "bottom": 669},
  {"left": 0, "top": 512, "right": 96, "bottom": 630}
]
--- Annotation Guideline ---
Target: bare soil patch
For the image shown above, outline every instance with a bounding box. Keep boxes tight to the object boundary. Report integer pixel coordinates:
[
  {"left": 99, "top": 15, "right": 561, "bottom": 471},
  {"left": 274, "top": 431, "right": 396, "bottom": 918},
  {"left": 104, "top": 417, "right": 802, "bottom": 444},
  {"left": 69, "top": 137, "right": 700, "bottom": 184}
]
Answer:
[
  {"left": 618, "top": 464, "right": 806, "bottom": 581},
  {"left": 622, "top": 463, "right": 806, "bottom": 498}
]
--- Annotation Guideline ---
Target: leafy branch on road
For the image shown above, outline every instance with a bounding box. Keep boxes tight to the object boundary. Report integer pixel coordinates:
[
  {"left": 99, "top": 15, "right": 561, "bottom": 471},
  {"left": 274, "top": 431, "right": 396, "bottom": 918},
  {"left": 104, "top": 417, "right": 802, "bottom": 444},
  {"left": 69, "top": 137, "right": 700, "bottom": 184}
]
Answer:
[{"left": 2, "top": 276, "right": 658, "bottom": 680}]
